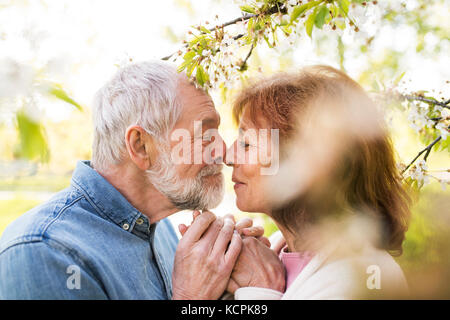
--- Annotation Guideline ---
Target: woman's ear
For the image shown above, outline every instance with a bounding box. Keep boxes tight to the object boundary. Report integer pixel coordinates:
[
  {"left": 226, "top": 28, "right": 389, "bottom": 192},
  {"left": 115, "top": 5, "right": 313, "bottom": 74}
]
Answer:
[{"left": 125, "top": 125, "right": 158, "bottom": 171}]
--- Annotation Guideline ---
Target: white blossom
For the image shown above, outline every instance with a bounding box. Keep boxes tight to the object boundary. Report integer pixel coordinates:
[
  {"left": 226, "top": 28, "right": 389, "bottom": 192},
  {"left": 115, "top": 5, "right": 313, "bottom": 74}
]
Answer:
[
  {"left": 407, "top": 160, "right": 430, "bottom": 186},
  {"left": 0, "top": 58, "right": 34, "bottom": 98},
  {"left": 436, "top": 122, "right": 449, "bottom": 140}
]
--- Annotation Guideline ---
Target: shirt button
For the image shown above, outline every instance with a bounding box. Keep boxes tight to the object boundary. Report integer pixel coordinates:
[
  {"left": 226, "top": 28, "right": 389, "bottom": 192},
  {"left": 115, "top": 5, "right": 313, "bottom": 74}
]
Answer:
[
  {"left": 136, "top": 218, "right": 144, "bottom": 225},
  {"left": 122, "top": 223, "right": 130, "bottom": 231}
]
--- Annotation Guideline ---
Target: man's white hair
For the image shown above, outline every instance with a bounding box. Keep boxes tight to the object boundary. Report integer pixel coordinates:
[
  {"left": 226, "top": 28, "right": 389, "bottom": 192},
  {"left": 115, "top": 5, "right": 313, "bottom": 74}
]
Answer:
[{"left": 91, "top": 60, "right": 181, "bottom": 171}]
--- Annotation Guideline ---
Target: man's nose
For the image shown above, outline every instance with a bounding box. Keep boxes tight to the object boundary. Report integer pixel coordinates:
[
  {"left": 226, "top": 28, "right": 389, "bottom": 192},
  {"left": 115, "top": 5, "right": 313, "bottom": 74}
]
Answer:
[
  {"left": 224, "top": 141, "right": 236, "bottom": 166},
  {"left": 211, "top": 134, "right": 228, "bottom": 164}
]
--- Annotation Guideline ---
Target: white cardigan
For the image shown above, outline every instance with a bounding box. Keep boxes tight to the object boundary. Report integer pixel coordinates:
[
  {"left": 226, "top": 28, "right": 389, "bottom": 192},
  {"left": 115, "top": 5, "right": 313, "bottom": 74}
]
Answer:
[{"left": 235, "top": 231, "right": 409, "bottom": 300}]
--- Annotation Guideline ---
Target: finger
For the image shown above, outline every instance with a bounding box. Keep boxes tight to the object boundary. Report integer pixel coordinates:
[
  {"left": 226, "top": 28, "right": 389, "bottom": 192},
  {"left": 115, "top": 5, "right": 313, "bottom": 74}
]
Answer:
[
  {"left": 257, "top": 236, "right": 271, "bottom": 248},
  {"left": 198, "top": 216, "right": 225, "bottom": 252},
  {"left": 178, "top": 224, "right": 188, "bottom": 236},
  {"left": 235, "top": 217, "right": 252, "bottom": 231},
  {"left": 192, "top": 210, "right": 201, "bottom": 221},
  {"left": 241, "top": 225, "right": 264, "bottom": 237},
  {"left": 182, "top": 211, "right": 216, "bottom": 245},
  {"left": 210, "top": 217, "right": 235, "bottom": 257},
  {"left": 224, "top": 230, "right": 243, "bottom": 268},
  {"left": 223, "top": 213, "right": 236, "bottom": 223}
]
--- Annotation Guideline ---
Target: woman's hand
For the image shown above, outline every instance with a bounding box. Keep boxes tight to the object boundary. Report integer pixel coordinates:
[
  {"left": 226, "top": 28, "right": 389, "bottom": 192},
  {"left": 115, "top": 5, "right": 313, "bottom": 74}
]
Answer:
[
  {"left": 179, "top": 211, "right": 270, "bottom": 246},
  {"left": 227, "top": 236, "right": 286, "bottom": 294}
]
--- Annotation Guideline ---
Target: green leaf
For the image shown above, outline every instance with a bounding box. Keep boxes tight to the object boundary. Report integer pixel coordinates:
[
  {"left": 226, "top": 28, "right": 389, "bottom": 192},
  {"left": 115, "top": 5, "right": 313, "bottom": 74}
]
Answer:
[
  {"left": 263, "top": 34, "right": 273, "bottom": 48},
  {"left": 305, "top": 7, "right": 317, "bottom": 38},
  {"left": 195, "top": 65, "right": 208, "bottom": 87},
  {"left": 199, "top": 26, "right": 211, "bottom": 34},
  {"left": 186, "top": 59, "right": 198, "bottom": 77},
  {"left": 335, "top": 18, "right": 346, "bottom": 30},
  {"left": 290, "top": 3, "right": 310, "bottom": 23},
  {"left": 247, "top": 17, "right": 255, "bottom": 34},
  {"left": 338, "top": 0, "right": 349, "bottom": 16},
  {"left": 15, "top": 111, "right": 49, "bottom": 162},
  {"left": 240, "top": 5, "right": 256, "bottom": 14},
  {"left": 47, "top": 83, "right": 83, "bottom": 111},
  {"left": 394, "top": 71, "right": 406, "bottom": 85},
  {"left": 178, "top": 51, "right": 197, "bottom": 72},
  {"left": 183, "top": 50, "right": 196, "bottom": 61},
  {"left": 314, "top": 5, "right": 329, "bottom": 29},
  {"left": 290, "top": 1, "right": 319, "bottom": 24}
]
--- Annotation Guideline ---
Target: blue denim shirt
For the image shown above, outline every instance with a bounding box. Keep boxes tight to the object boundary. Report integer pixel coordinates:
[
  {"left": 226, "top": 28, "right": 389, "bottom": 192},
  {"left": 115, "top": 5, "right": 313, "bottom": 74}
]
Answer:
[{"left": 0, "top": 161, "right": 179, "bottom": 299}]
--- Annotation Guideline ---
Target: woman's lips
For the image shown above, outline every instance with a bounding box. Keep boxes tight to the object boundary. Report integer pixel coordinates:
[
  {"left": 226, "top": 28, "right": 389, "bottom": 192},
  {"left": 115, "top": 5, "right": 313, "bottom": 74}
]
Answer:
[
  {"left": 232, "top": 175, "right": 246, "bottom": 190},
  {"left": 232, "top": 177, "right": 246, "bottom": 190},
  {"left": 233, "top": 182, "right": 245, "bottom": 190}
]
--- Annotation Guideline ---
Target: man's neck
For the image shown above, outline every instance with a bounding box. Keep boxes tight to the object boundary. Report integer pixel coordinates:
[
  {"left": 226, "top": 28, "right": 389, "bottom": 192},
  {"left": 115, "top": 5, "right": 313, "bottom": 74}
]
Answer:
[{"left": 94, "top": 163, "right": 178, "bottom": 223}]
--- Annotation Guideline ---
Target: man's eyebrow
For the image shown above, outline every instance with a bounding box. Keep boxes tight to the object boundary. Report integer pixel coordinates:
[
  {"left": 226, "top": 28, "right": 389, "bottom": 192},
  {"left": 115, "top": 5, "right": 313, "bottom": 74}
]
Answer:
[
  {"left": 193, "top": 114, "right": 220, "bottom": 133},
  {"left": 201, "top": 116, "right": 220, "bottom": 127}
]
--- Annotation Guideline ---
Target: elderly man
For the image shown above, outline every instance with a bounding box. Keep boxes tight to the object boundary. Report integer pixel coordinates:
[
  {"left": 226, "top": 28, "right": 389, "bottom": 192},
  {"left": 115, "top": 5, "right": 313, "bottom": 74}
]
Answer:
[{"left": 0, "top": 61, "right": 284, "bottom": 299}]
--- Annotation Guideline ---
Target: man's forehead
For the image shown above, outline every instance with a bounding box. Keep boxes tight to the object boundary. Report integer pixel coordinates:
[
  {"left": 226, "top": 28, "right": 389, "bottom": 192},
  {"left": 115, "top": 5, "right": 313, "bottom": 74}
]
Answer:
[
  {"left": 176, "top": 74, "right": 219, "bottom": 126},
  {"left": 178, "top": 75, "right": 213, "bottom": 101}
]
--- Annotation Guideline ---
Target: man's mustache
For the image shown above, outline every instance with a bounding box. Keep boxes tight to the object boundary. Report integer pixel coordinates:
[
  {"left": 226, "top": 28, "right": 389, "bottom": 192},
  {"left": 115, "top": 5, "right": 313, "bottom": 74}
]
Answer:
[{"left": 198, "top": 164, "right": 223, "bottom": 177}]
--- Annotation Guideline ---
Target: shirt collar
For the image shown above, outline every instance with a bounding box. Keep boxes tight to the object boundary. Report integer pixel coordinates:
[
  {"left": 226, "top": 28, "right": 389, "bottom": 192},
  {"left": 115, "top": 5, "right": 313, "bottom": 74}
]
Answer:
[{"left": 71, "top": 160, "right": 145, "bottom": 232}]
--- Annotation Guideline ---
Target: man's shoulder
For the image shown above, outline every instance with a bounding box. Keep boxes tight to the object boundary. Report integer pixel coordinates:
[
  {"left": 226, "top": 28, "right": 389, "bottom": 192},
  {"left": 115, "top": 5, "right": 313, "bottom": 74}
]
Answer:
[{"left": 0, "top": 186, "right": 87, "bottom": 255}]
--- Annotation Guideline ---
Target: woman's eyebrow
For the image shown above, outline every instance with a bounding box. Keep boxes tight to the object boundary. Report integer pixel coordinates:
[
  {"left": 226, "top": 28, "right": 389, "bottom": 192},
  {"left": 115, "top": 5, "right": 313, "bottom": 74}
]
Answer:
[{"left": 239, "top": 123, "right": 248, "bottom": 131}]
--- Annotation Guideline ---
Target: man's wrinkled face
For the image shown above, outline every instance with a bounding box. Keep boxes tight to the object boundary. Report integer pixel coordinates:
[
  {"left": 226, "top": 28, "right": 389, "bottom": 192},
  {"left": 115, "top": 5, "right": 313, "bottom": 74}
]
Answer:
[{"left": 146, "top": 77, "right": 226, "bottom": 210}]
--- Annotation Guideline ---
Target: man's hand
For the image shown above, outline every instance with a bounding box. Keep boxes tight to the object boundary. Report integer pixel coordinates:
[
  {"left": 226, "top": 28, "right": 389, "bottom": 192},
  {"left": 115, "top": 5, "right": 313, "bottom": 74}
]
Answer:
[
  {"left": 172, "top": 210, "right": 242, "bottom": 300},
  {"left": 179, "top": 213, "right": 269, "bottom": 245},
  {"left": 227, "top": 236, "right": 286, "bottom": 294}
]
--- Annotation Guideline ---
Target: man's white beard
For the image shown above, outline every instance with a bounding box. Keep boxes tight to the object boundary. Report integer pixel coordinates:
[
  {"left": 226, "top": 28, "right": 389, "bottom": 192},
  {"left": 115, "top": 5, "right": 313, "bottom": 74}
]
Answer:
[{"left": 146, "top": 147, "right": 224, "bottom": 211}]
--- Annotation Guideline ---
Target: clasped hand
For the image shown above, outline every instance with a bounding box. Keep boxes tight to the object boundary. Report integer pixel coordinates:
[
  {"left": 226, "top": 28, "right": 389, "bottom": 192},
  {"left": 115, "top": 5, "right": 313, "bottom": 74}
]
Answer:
[{"left": 172, "top": 210, "right": 285, "bottom": 300}]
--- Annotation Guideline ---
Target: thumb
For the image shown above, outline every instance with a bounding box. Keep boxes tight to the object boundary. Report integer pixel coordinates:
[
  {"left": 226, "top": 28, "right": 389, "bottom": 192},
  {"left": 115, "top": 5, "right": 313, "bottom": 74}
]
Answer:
[{"left": 178, "top": 224, "right": 188, "bottom": 236}]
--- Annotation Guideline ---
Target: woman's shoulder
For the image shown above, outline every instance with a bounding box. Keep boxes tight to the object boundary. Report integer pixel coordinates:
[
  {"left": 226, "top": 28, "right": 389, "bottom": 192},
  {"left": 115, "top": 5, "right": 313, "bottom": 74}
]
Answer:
[{"left": 283, "top": 246, "right": 409, "bottom": 299}]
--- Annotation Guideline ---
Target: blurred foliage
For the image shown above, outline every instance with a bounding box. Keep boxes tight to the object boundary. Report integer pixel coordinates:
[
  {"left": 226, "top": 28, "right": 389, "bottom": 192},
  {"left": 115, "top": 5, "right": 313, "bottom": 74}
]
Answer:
[
  {"left": 14, "top": 110, "right": 49, "bottom": 163},
  {"left": 0, "top": 197, "right": 41, "bottom": 235},
  {"left": 0, "top": 175, "right": 70, "bottom": 192}
]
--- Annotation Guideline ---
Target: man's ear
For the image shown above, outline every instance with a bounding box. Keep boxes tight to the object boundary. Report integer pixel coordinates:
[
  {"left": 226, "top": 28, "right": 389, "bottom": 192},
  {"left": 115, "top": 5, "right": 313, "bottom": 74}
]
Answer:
[{"left": 125, "top": 125, "right": 158, "bottom": 171}]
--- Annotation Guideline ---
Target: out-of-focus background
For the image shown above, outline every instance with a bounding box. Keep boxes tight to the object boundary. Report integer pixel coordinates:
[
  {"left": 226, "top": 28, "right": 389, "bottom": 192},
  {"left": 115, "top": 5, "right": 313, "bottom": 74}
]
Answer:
[{"left": 0, "top": 0, "right": 449, "bottom": 298}]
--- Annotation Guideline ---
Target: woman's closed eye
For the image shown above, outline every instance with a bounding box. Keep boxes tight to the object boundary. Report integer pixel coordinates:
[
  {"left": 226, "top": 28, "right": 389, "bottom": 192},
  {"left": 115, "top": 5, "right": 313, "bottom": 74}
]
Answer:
[{"left": 238, "top": 140, "right": 251, "bottom": 149}]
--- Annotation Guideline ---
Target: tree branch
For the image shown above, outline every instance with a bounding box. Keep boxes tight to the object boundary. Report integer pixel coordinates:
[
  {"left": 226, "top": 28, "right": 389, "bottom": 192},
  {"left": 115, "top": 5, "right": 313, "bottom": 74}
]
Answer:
[
  {"left": 240, "top": 42, "right": 255, "bottom": 71},
  {"left": 402, "top": 135, "right": 442, "bottom": 174},
  {"left": 161, "top": 2, "right": 286, "bottom": 61},
  {"left": 210, "top": 14, "right": 257, "bottom": 31},
  {"left": 403, "top": 94, "right": 450, "bottom": 109}
]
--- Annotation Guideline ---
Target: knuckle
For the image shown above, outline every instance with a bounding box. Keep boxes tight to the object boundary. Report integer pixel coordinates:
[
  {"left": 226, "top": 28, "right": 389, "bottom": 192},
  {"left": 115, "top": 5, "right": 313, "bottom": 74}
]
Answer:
[
  {"left": 236, "top": 217, "right": 252, "bottom": 228},
  {"left": 203, "top": 210, "right": 216, "bottom": 220},
  {"left": 206, "top": 256, "right": 219, "bottom": 270},
  {"left": 192, "top": 244, "right": 206, "bottom": 256},
  {"left": 243, "top": 236, "right": 257, "bottom": 246},
  {"left": 221, "top": 222, "right": 234, "bottom": 236},
  {"left": 210, "top": 218, "right": 223, "bottom": 233},
  {"left": 199, "top": 211, "right": 216, "bottom": 224}
]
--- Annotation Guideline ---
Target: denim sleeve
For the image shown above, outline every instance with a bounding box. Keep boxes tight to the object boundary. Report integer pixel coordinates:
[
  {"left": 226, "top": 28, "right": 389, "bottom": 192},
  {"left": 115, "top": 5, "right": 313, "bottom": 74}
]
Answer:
[{"left": 0, "top": 241, "right": 108, "bottom": 299}]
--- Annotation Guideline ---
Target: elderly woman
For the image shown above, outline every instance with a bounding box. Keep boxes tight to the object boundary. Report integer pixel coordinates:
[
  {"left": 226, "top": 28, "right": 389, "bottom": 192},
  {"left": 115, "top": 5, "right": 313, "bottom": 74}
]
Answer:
[{"left": 226, "top": 65, "right": 412, "bottom": 299}]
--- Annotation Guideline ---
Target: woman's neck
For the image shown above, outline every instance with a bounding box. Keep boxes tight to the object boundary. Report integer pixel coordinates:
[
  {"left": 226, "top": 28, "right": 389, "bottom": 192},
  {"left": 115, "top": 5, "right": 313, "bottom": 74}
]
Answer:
[{"left": 276, "top": 223, "right": 310, "bottom": 253}]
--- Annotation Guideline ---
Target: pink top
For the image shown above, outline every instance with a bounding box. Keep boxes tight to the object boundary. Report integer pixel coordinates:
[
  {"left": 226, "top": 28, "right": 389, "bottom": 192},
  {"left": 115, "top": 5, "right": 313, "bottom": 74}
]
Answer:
[{"left": 279, "top": 245, "right": 314, "bottom": 290}]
